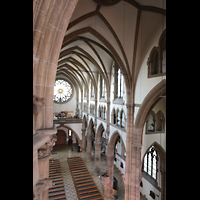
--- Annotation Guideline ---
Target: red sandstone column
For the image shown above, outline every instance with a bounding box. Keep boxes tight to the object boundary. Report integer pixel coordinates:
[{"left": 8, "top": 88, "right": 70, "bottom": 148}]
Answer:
[
  {"left": 86, "top": 130, "right": 92, "bottom": 161},
  {"left": 81, "top": 128, "right": 86, "bottom": 151},
  {"left": 94, "top": 141, "right": 101, "bottom": 174},
  {"left": 124, "top": 103, "right": 132, "bottom": 200},
  {"left": 106, "top": 154, "right": 115, "bottom": 199}
]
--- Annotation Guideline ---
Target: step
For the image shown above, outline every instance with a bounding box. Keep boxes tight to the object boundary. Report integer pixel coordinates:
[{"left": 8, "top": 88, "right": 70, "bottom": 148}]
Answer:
[
  {"left": 51, "top": 180, "right": 64, "bottom": 185},
  {"left": 49, "top": 191, "right": 65, "bottom": 197},
  {"left": 76, "top": 182, "right": 95, "bottom": 188},
  {"left": 74, "top": 177, "right": 92, "bottom": 182},
  {"left": 49, "top": 184, "right": 65, "bottom": 190},
  {"left": 51, "top": 177, "right": 63, "bottom": 182},
  {"left": 75, "top": 180, "right": 94, "bottom": 185},
  {"left": 79, "top": 191, "right": 102, "bottom": 199},
  {"left": 78, "top": 189, "right": 99, "bottom": 195},
  {"left": 50, "top": 175, "right": 63, "bottom": 179},
  {"left": 82, "top": 196, "right": 103, "bottom": 200},
  {"left": 77, "top": 185, "right": 97, "bottom": 192},
  {"left": 49, "top": 187, "right": 65, "bottom": 193},
  {"left": 70, "top": 171, "right": 89, "bottom": 176},
  {"left": 71, "top": 169, "right": 88, "bottom": 173},
  {"left": 49, "top": 193, "right": 66, "bottom": 200},
  {"left": 73, "top": 174, "right": 91, "bottom": 178}
]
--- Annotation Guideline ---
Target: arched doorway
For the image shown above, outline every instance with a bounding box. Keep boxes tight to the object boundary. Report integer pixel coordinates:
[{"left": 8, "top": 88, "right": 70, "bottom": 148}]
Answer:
[{"left": 55, "top": 130, "right": 66, "bottom": 145}]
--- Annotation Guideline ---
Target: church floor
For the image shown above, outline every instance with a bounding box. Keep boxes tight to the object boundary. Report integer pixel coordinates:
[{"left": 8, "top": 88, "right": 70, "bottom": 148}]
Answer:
[{"left": 49, "top": 144, "right": 125, "bottom": 200}]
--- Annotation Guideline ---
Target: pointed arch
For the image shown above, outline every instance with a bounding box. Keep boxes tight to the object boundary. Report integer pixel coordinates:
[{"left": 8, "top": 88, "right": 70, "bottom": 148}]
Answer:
[
  {"left": 135, "top": 79, "right": 166, "bottom": 131},
  {"left": 141, "top": 142, "right": 166, "bottom": 200},
  {"left": 96, "top": 123, "right": 105, "bottom": 144},
  {"left": 56, "top": 125, "right": 82, "bottom": 148},
  {"left": 107, "top": 130, "right": 125, "bottom": 157}
]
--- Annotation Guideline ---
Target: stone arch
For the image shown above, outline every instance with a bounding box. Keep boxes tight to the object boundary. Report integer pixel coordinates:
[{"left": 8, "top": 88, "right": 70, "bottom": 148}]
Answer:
[
  {"left": 107, "top": 130, "right": 125, "bottom": 161},
  {"left": 95, "top": 123, "right": 106, "bottom": 170},
  {"left": 134, "top": 79, "right": 166, "bottom": 142},
  {"left": 106, "top": 130, "right": 126, "bottom": 198},
  {"left": 82, "top": 114, "right": 87, "bottom": 130},
  {"left": 56, "top": 125, "right": 82, "bottom": 149},
  {"left": 141, "top": 142, "right": 166, "bottom": 200},
  {"left": 33, "top": 0, "right": 79, "bottom": 130},
  {"left": 96, "top": 123, "right": 105, "bottom": 143},
  {"left": 131, "top": 80, "right": 166, "bottom": 200}
]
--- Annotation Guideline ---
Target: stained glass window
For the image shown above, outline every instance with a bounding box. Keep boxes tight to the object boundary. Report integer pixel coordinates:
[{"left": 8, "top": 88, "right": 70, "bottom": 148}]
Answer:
[{"left": 53, "top": 79, "right": 72, "bottom": 103}]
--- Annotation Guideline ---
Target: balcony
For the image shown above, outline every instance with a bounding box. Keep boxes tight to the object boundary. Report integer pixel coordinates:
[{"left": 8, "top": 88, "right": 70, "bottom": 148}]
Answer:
[{"left": 53, "top": 117, "right": 82, "bottom": 125}]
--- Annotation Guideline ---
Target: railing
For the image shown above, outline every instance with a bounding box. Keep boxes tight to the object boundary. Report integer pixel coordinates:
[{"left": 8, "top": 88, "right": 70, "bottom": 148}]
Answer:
[{"left": 53, "top": 117, "right": 82, "bottom": 124}]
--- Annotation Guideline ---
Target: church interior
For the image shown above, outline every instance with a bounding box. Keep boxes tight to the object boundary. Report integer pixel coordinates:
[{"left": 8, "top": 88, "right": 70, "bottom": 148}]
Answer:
[{"left": 33, "top": 0, "right": 166, "bottom": 199}]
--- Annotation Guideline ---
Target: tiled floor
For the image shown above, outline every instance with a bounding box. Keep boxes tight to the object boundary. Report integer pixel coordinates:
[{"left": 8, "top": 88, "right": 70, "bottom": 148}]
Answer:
[{"left": 49, "top": 144, "right": 125, "bottom": 200}]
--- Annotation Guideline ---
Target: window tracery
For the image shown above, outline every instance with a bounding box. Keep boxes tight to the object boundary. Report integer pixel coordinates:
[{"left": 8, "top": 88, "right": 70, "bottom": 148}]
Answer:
[{"left": 53, "top": 79, "right": 72, "bottom": 103}]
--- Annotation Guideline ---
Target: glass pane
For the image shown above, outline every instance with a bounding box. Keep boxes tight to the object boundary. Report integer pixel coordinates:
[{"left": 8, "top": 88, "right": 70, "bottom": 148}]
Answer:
[{"left": 152, "top": 169, "right": 156, "bottom": 179}]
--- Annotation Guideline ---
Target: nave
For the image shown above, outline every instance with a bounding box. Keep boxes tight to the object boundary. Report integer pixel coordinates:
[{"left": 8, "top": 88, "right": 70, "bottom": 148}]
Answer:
[{"left": 49, "top": 144, "right": 125, "bottom": 200}]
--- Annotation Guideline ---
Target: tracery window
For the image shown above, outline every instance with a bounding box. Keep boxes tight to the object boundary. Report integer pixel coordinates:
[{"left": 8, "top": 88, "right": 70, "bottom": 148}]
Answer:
[
  {"left": 143, "top": 146, "right": 158, "bottom": 180},
  {"left": 53, "top": 79, "right": 72, "bottom": 103},
  {"left": 100, "top": 76, "right": 106, "bottom": 98},
  {"left": 91, "top": 84, "right": 94, "bottom": 98},
  {"left": 115, "top": 66, "right": 124, "bottom": 98}
]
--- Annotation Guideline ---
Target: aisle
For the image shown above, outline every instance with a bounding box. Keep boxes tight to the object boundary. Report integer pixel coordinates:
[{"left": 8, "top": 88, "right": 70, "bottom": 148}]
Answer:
[{"left": 49, "top": 144, "right": 125, "bottom": 200}]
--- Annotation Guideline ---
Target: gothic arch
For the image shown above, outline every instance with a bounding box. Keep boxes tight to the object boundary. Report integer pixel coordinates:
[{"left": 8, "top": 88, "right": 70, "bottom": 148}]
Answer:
[
  {"left": 134, "top": 79, "right": 166, "bottom": 137},
  {"left": 107, "top": 130, "right": 125, "bottom": 157},
  {"left": 82, "top": 115, "right": 87, "bottom": 130},
  {"left": 56, "top": 125, "right": 82, "bottom": 148},
  {"left": 96, "top": 123, "right": 105, "bottom": 144},
  {"left": 86, "top": 118, "right": 95, "bottom": 161},
  {"left": 141, "top": 142, "right": 166, "bottom": 200}
]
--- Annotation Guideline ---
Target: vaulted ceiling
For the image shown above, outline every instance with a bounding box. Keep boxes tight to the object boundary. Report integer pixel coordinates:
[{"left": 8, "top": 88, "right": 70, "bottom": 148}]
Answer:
[{"left": 56, "top": 0, "right": 166, "bottom": 95}]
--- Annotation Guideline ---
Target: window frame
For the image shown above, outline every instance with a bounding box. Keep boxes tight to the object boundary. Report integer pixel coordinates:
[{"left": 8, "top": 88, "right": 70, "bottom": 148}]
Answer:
[{"left": 142, "top": 146, "right": 158, "bottom": 181}]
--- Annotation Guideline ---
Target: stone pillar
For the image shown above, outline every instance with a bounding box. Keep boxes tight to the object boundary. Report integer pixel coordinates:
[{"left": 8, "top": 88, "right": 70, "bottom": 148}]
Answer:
[
  {"left": 86, "top": 130, "right": 92, "bottom": 161},
  {"left": 34, "top": 132, "right": 57, "bottom": 200},
  {"left": 81, "top": 128, "right": 86, "bottom": 151},
  {"left": 130, "top": 142, "right": 142, "bottom": 200},
  {"left": 95, "top": 100, "right": 98, "bottom": 133},
  {"left": 124, "top": 103, "right": 133, "bottom": 200},
  {"left": 106, "top": 153, "right": 115, "bottom": 199},
  {"left": 94, "top": 141, "right": 101, "bottom": 174},
  {"left": 106, "top": 101, "right": 110, "bottom": 138},
  {"left": 33, "top": 178, "right": 52, "bottom": 200}
]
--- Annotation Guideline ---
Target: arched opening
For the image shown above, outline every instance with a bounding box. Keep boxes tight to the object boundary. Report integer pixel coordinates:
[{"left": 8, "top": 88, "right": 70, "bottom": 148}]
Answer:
[
  {"left": 133, "top": 80, "right": 166, "bottom": 200},
  {"left": 94, "top": 123, "right": 106, "bottom": 173},
  {"left": 56, "top": 125, "right": 82, "bottom": 150},
  {"left": 86, "top": 118, "right": 95, "bottom": 161},
  {"left": 106, "top": 131, "right": 125, "bottom": 199},
  {"left": 141, "top": 142, "right": 166, "bottom": 200},
  {"left": 55, "top": 130, "right": 66, "bottom": 145}
]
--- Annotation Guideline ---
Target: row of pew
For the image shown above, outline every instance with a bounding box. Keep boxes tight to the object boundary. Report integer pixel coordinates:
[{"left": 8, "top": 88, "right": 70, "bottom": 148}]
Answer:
[
  {"left": 67, "top": 156, "right": 104, "bottom": 200},
  {"left": 48, "top": 158, "right": 67, "bottom": 199}
]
